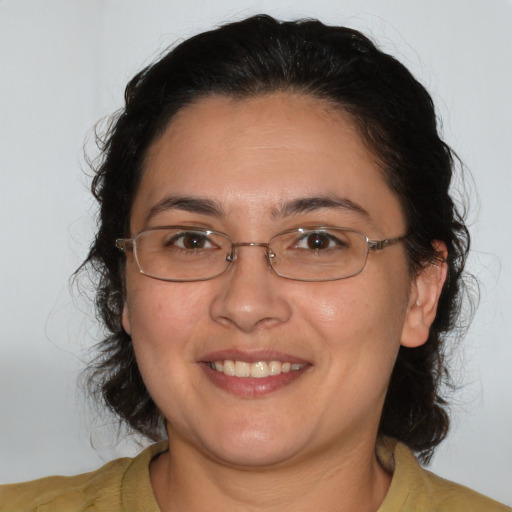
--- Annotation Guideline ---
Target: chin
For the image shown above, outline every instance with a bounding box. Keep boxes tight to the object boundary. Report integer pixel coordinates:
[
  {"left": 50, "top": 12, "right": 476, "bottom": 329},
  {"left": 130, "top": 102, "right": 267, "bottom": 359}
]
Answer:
[
  {"left": 196, "top": 419, "right": 310, "bottom": 468},
  {"left": 210, "top": 439, "right": 302, "bottom": 468}
]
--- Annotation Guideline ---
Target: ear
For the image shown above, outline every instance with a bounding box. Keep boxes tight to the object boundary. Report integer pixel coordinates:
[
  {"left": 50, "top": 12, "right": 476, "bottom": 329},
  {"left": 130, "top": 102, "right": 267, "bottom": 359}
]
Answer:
[
  {"left": 401, "top": 241, "right": 448, "bottom": 348},
  {"left": 122, "top": 302, "right": 131, "bottom": 335}
]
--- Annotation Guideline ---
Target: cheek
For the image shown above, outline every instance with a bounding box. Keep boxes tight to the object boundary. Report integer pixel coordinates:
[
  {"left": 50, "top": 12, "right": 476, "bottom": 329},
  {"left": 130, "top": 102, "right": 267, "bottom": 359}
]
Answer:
[
  {"left": 300, "top": 278, "right": 408, "bottom": 337},
  {"left": 296, "top": 265, "right": 411, "bottom": 375},
  {"left": 122, "top": 281, "right": 214, "bottom": 417},
  {"left": 124, "top": 278, "right": 212, "bottom": 359}
]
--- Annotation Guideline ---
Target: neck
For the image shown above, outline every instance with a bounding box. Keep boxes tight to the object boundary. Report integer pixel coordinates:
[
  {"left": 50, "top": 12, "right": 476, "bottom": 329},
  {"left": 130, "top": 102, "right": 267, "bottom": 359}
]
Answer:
[{"left": 150, "top": 430, "right": 392, "bottom": 512}]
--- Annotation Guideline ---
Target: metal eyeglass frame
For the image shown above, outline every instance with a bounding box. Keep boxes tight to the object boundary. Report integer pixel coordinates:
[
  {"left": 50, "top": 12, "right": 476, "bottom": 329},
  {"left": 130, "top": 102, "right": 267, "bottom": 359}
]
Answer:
[{"left": 115, "top": 225, "right": 407, "bottom": 282}]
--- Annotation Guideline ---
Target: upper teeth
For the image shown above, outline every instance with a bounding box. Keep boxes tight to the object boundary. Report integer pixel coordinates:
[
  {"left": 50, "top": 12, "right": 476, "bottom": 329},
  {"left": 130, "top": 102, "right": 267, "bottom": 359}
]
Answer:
[{"left": 211, "top": 360, "right": 305, "bottom": 378}]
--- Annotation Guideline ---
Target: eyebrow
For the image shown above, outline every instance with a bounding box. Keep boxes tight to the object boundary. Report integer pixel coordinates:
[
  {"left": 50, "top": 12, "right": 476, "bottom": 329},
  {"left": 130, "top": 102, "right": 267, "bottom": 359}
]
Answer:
[
  {"left": 273, "top": 196, "right": 369, "bottom": 218},
  {"left": 146, "top": 195, "right": 226, "bottom": 223},
  {"left": 145, "top": 194, "right": 369, "bottom": 223}
]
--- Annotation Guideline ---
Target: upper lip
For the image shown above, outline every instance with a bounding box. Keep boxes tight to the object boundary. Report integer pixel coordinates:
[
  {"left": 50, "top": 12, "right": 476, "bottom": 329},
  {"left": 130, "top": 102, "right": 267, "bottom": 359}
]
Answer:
[{"left": 199, "top": 349, "right": 310, "bottom": 365}]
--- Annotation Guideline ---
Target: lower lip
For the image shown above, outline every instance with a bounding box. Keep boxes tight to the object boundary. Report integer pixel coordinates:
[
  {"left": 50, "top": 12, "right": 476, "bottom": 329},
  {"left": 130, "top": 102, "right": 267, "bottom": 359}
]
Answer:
[{"left": 200, "top": 363, "right": 310, "bottom": 398}]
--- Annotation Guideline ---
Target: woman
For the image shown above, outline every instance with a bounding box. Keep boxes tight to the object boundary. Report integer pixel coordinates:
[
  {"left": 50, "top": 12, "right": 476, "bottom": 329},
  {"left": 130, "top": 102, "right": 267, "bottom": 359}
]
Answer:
[{"left": 1, "top": 14, "right": 509, "bottom": 512}]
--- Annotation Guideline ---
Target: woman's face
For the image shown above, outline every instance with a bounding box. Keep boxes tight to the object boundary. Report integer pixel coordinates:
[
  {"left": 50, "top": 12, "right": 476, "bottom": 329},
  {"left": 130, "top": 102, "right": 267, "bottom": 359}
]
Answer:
[{"left": 122, "top": 93, "right": 426, "bottom": 467}]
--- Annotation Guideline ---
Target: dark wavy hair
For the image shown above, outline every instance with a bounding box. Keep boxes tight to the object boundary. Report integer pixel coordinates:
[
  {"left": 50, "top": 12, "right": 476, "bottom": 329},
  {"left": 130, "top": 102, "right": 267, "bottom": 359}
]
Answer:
[{"left": 83, "top": 15, "right": 471, "bottom": 463}]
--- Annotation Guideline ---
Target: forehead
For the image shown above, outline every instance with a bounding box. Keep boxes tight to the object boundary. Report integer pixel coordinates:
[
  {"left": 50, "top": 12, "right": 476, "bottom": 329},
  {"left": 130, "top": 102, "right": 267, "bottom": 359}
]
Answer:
[
  {"left": 147, "top": 93, "right": 362, "bottom": 171},
  {"left": 132, "top": 93, "right": 405, "bottom": 235}
]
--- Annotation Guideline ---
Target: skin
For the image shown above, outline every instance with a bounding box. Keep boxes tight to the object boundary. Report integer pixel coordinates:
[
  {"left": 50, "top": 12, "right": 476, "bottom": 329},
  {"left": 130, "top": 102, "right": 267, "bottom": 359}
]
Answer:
[{"left": 122, "top": 93, "right": 447, "bottom": 511}]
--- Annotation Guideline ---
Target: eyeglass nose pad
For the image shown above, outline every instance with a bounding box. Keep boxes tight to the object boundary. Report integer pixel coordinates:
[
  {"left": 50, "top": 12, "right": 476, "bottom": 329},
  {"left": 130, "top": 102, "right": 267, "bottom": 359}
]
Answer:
[
  {"left": 226, "top": 248, "right": 238, "bottom": 263},
  {"left": 267, "top": 249, "right": 276, "bottom": 267},
  {"left": 225, "top": 246, "right": 274, "bottom": 268}
]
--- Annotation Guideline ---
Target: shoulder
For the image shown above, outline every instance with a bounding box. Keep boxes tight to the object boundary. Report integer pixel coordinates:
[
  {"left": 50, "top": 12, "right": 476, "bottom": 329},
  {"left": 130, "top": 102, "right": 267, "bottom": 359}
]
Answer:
[
  {"left": 0, "top": 457, "right": 130, "bottom": 511},
  {"left": 421, "top": 467, "right": 511, "bottom": 511},
  {"left": 0, "top": 442, "right": 166, "bottom": 512},
  {"left": 378, "top": 438, "right": 511, "bottom": 512}
]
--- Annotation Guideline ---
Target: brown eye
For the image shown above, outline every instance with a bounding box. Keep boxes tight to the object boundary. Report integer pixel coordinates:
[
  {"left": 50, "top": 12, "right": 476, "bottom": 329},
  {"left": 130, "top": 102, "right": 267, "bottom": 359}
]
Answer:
[
  {"left": 292, "top": 230, "right": 349, "bottom": 251},
  {"left": 305, "top": 232, "right": 330, "bottom": 250},
  {"left": 165, "top": 231, "right": 214, "bottom": 250},
  {"left": 182, "top": 233, "right": 207, "bottom": 249}
]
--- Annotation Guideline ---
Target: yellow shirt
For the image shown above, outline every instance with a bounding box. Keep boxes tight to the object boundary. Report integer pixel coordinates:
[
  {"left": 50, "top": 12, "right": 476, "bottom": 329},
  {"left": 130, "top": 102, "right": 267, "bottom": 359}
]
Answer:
[{"left": 1, "top": 438, "right": 509, "bottom": 511}]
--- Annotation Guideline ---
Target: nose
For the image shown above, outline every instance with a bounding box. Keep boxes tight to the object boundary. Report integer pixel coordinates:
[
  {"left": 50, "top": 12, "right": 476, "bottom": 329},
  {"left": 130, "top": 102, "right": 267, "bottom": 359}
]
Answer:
[{"left": 209, "top": 244, "right": 292, "bottom": 333}]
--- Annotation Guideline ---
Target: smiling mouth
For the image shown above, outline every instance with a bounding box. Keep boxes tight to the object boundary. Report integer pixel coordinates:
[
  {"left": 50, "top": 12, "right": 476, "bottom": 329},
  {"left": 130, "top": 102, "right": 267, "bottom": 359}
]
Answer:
[{"left": 206, "top": 360, "right": 306, "bottom": 378}]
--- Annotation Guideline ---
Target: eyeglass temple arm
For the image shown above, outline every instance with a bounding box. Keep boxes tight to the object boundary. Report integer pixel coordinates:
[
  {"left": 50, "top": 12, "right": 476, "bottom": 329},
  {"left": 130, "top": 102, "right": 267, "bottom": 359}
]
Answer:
[
  {"left": 115, "top": 239, "right": 134, "bottom": 252},
  {"left": 368, "top": 235, "right": 407, "bottom": 252}
]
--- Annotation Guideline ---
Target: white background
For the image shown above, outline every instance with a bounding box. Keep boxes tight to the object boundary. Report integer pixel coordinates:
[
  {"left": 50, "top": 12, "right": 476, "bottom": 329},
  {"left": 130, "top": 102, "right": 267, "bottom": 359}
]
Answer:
[{"left": 1, "top": 0, "right": 511, "bottom": 506}]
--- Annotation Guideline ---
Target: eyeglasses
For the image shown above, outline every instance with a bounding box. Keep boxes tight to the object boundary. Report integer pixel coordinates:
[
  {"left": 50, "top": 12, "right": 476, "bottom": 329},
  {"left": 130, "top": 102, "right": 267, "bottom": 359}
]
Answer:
[{"left": 115, "top": 226, "right": 406, "bottom": 282}]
